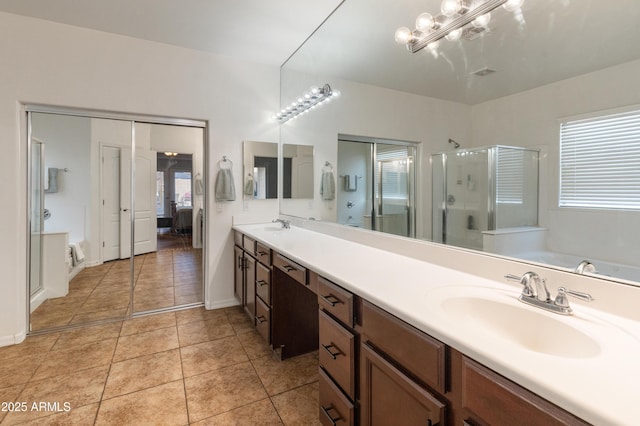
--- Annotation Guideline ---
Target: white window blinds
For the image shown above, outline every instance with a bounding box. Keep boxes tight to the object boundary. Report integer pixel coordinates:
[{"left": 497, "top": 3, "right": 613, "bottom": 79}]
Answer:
[
  {"left": 559, "top": 110, "right": 640, "bottom": 210},
  {"left": 376, "top": 147, "right": 409, "bottom": 199},
  {"left": 496, "top": 148, "right": 524, "bottom": 204}
]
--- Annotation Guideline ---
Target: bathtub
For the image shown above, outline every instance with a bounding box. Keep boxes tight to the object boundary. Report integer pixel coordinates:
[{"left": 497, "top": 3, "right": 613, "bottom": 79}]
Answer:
[{"left": 517, "top": 250, "right": 640, "bottom": 283}]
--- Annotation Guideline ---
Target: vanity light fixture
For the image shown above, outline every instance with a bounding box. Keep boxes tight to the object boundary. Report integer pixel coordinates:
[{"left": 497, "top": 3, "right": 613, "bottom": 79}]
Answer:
[
  {"left": 395, "top": 0, "right": 525, "bottom": 54},
  {"left": 273, "top": 83, "right": 340, "bottom": 124},
  {"left": 164, "top": 152, "right": 178, "bottom": 157}
]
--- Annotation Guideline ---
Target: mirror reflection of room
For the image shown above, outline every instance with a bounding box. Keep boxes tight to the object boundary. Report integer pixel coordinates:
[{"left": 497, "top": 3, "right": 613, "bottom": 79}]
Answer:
[
  {"left": 282, "top": 143, "right": 314, "bottom": 199},
  {"left": 243, "top": 141, "right": 278, "bottom": 200},
  {"left": 29, "top": 112, "right": 205, "bottom": 332}
]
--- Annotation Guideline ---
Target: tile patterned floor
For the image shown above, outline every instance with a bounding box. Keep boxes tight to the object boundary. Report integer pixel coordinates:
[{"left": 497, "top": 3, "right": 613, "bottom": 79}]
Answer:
[
  {"left": 0, "top": 307, "right": 320, "bottom": 425},
  {"left": 30, "top": 247, "right": 203, "bottom": 332}
]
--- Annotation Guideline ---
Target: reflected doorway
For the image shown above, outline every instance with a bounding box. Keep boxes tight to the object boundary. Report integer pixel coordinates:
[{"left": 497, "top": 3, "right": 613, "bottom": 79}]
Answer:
[{"left": 27, "top": 108, "right": 207, "bottom": 333}]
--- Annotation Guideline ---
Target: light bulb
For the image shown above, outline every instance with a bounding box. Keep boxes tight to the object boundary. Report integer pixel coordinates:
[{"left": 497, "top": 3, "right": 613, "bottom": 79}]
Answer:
[
  {"left": 441, "top": 0, "right": 462, "bottom": 17},
  {"left": 472, "top": 12, "right": 491, "bottom": 28},
  {"left": 415, "top": 13, "right": 435, "bottom": 32},
  {"left": 503, "top": 0, "right": 524, "bottom": 12},
  {"left": 394, "top": 27, "right": 413, "bottom": 44},
  {"left": 332, "top": 90, "right": 341, "bottom": 97},
  {"left": 310, "top": 86, "right": 320, "bottom": 95},
  {"left": 445, "top": 28, "right": 463, "bottom": 41}
]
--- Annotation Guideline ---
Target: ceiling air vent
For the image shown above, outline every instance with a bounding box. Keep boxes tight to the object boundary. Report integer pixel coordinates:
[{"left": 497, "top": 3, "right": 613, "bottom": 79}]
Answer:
[{"left": 471, "top": 67, "right": 496, "bottom": 77}]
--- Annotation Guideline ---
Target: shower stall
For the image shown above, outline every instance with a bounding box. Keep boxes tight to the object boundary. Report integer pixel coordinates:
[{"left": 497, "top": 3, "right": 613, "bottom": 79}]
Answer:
[
  {"left": 432, "top": 146, "right": 539, "bottom": 251},
  {"left": 338, "top": 136, "right": 417, "bottom": 238}
]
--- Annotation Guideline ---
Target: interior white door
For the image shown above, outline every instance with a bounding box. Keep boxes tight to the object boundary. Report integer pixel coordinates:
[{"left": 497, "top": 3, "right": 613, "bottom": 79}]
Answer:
[
  {"left": 102, "top": 146, "right": 121, "bottom": 262},
  {"left": 133, "top": 148, "right": 158, "bottom": 255}
]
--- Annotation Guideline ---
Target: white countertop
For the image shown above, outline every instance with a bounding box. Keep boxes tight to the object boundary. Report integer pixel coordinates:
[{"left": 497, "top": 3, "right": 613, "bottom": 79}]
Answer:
[{"left": 234, "top": 223, "right": 640, "bottom": 426}]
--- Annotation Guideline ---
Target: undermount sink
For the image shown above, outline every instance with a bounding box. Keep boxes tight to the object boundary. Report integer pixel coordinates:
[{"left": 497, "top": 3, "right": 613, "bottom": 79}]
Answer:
[
  {"left": 439, "top": 293, "right": 601, "bottom": 359},
  {"left": 261, "top": 226, "right": 285, "bottom": 232}
]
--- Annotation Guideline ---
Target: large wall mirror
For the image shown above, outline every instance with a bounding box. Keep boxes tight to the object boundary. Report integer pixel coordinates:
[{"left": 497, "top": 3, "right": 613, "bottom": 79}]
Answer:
[
  {"left": 28, "top": 108, "right": 206, "bottom": 332},
  {"left": 279, "top": 0, "right": 640, "bottom": 287}
]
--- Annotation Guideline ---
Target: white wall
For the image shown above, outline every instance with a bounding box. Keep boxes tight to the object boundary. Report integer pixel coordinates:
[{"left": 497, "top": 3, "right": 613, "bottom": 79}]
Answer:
[
  {"left": 0, "top": 11, "right": 280, "bottom": 345},
  {"left": 471, "top": 59, "right": 640, "bottom": 265}
]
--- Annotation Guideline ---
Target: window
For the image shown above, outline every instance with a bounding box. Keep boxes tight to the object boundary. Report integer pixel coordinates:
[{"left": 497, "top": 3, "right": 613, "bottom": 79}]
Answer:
[
  {"left": 376, "top": 147, "right": 410, "bottom": 199},
  {"left": 496, "top": 148, "right": 524, "bottom": 204},
  {"left": 559, "top": 109, "right": 640, "bottom": 210}
]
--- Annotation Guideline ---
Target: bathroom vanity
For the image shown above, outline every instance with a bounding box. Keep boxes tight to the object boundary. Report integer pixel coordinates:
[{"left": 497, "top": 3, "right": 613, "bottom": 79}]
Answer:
[{"left": 231, "top": 223, "right": 638, "bottom": 425}]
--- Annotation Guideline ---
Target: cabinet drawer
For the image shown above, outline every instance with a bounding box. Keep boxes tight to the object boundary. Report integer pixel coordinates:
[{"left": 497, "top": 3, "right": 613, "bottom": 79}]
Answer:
[
  {"left": 319, "top": 309, "right": 356, "bottom": 400},
  {"left": 462, "top": 357, "right": 589, "bottom": 426},
  {"left": 255, "top": 242, "right": 272, "bottom": 266},
  {"left": 234, "top": 231, "right": 243, "bottom": 247},
  {"left": 318, "top": 277, "right": 354, "bottom": 327},
  {"left": 319, "top": 367, "right": 354, "bottom": 426},
  {"left": 243, "top": 235, "right": 256, "bottom": 253},
  {"left": 255, "top": 296, "right": 270, "bottom": 343},
  {"left": 256, "top": 262, "right": 271, "bottom": 305},
  {"left": 274, "top": 253, "right": 307, "bottom": 285},
  {"left": 362, "top": 301, "right": 445, "bottom": 393}
]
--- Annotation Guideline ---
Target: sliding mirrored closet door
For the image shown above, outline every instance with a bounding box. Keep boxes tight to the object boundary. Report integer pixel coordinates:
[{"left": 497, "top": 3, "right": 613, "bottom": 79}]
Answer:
[{"left": 27, "top": 109, "right": 206, "bottom": 333}]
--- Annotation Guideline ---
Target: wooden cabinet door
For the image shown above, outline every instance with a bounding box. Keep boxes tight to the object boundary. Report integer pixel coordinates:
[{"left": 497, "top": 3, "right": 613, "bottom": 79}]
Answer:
[
  {"left": 234, "top": 246, "right": 244, "bottom": 305},
  {"left": 244, "top": 254, "right": 256, "bottom": 322},
  {"left": 360, "top": 343, "right": 445, "bottom": 426}
]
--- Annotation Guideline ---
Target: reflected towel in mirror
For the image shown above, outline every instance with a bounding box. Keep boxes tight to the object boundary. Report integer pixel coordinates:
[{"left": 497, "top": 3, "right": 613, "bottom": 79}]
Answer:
[{"left": 320, "top": 170, "right": 335, "bottom": 200}]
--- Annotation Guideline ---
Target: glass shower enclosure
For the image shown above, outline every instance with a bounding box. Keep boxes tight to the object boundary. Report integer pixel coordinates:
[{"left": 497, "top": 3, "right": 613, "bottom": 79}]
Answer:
[{"left": 432, "top": 146, "right": 539, "bottom": 250}]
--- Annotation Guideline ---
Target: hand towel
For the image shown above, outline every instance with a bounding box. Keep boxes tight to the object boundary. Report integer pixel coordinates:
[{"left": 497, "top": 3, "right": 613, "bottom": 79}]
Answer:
[
  {"left": 215, "top": 168, "right": 236, "bottom": 201},
  {"left": 320, "top": 171, "right": 335, "bottom": 200},
  {"left": 244, "top": 175, "right": 254, "bottom": 196}
]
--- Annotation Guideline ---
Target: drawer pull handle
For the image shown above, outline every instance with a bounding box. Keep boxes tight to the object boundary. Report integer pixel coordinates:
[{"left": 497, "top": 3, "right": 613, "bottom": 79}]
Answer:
[
  {"left": 257, "top": 280, "right": 268, "bottom": 287},
  {"left": 283, "top": 265, "right": 297, "bottom": 272},
  {"left": 321, "top": 405, "right": 341, "bottom": 426},
  {"left": 320, "top": 294, "right": 342, "bottom": 307},
  {"left": 321, "top": 343, "right": 342, "bottom": 360},
  {"left": 255, "top": 315, "right": 267, "bottom": 324},
  {"left": 258, "top": 251, "right": 268, "bottom": 256}
]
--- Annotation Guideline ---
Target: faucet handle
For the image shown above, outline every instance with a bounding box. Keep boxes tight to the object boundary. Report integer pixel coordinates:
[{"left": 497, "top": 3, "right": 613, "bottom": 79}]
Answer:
[
  {"left": 554, "top": 287, "right": 594, "bottom": 308},
  {"left": 504, "top": 272, "right": 538, "bottom": 298}
]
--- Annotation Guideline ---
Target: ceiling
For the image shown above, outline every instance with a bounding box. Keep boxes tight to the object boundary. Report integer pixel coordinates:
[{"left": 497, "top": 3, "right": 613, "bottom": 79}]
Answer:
[
  {"left": 0, "top": 0, "right": 344, "bottom": 66},
  {"left": 283, "top": 0, "right": 640, "bottom": 104}
]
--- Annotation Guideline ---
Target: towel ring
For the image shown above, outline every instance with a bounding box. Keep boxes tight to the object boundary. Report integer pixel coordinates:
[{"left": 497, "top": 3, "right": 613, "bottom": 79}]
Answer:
[
  {"left": 322, "top": 161, "right": 334, "bottom": 173},
  {"left": 218, "top": 156, "right": 233, "bottom": 170}
]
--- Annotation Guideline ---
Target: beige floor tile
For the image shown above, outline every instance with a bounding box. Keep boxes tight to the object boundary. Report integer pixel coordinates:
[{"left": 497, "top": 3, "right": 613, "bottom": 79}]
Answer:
[
  {"left": 175, "top": 306, "right": 226, "bottom": 325},
  {"left": 30, "top": 311, "right": 74, "bottom": 331},
  {"left": 31, "top": 339, "right": 117, "bottom": 381},
  {"left": 0, "top": 384, "right": 24, "bottom": 423},
  {"left": 113, "top": 326, "right": 179, "bottom": 362},
  {"left": 0, "top": 354, "right": 45, "bottom": 388},
  {"left": 51, "top": 322, "right": 122, "bottom": 351},
  {"left": 184, "top": 362, "right": 268, "bottom": 423},
  {"left": 103, "top": 349, "right": 182, "bottom": 399},
  {"left": 95, "top": 380, "right": 188, "bottom": 426},
  {"left": 3, "top": 365, "right": 108, "bottom": 425},
  {"left": 237, "top": 330, "right": 274, "bottom": 360},
  {"left": 180, "top": 336, "right": 248, "bottom": 378},
  {"left": 0, "top": 334, "right": 59, "bottom": 361},
  {"left": 191, "top": 398, "right": 283, "bottom": 426},
  {"left": 251, "top": 352, "right": 319, "bottom": 396},
  {"left": 227, "top": 310, "right": 256, "bottom": 334},
  {"left": 174, "top": 283, "right": 202, "bottom": 297},
  {"left": 133, "top": 297, "right": 176, "bottom": 312},
  {"left": 271, "top": 382, "right": 321, "bottom": 426},
  {"left": 119, "top": 311, "right": 176, "bottom": 336},
  {"left": 175, "top": 293, "right": 203, "bottom": 305},
  {"left": 13, "top": 403, "right": 99, "bottom": 426},
  {"left": 133, "top": 285, "right": 174, "bottom": 300},
  {"left": 69, "top": 308, "right": 128, "bottom": 325},
  {"left": 177, "top": 317, "right": 236, "bottom": 347}
]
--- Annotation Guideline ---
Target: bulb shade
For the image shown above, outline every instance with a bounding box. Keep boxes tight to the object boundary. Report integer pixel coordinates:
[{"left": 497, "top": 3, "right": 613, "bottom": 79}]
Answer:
[
  {"left": 445, "top": 28, "right": 463, "bottom": 41},
  {"left": 503, "top": 0, "right": 524, "bottom": 12},
  {"left": 415, "top": 13, "right": 435, "bottom": 32},
  {"left": 394, "top": 26, "right": 413, "bottom": 44},
  {"left": 472, "top": 12, "right": 491, "bottom": 27},
  {"left": 441, "top": 0, "right": 462, "bottom": 17}
]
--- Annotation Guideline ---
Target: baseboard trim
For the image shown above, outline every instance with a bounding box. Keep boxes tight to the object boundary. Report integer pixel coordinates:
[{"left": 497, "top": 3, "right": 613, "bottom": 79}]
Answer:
[
  {"left": 206, "top": 298, "right": 240, "bottom": 310},
  {"left": 0, "top": 330, "right": 27, "bottom": 348}
]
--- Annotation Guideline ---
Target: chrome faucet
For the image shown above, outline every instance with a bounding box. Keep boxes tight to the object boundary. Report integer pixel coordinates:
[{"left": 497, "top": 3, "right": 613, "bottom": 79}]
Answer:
[
  {"left": 272, "top": 218, "right": 290, "bottom": 229},
  {"left": 575, "top": 260, "right": 597, "bottom": 274},
  {"left": 505, "top": 272, "right": 594, "bottom": 315}
]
